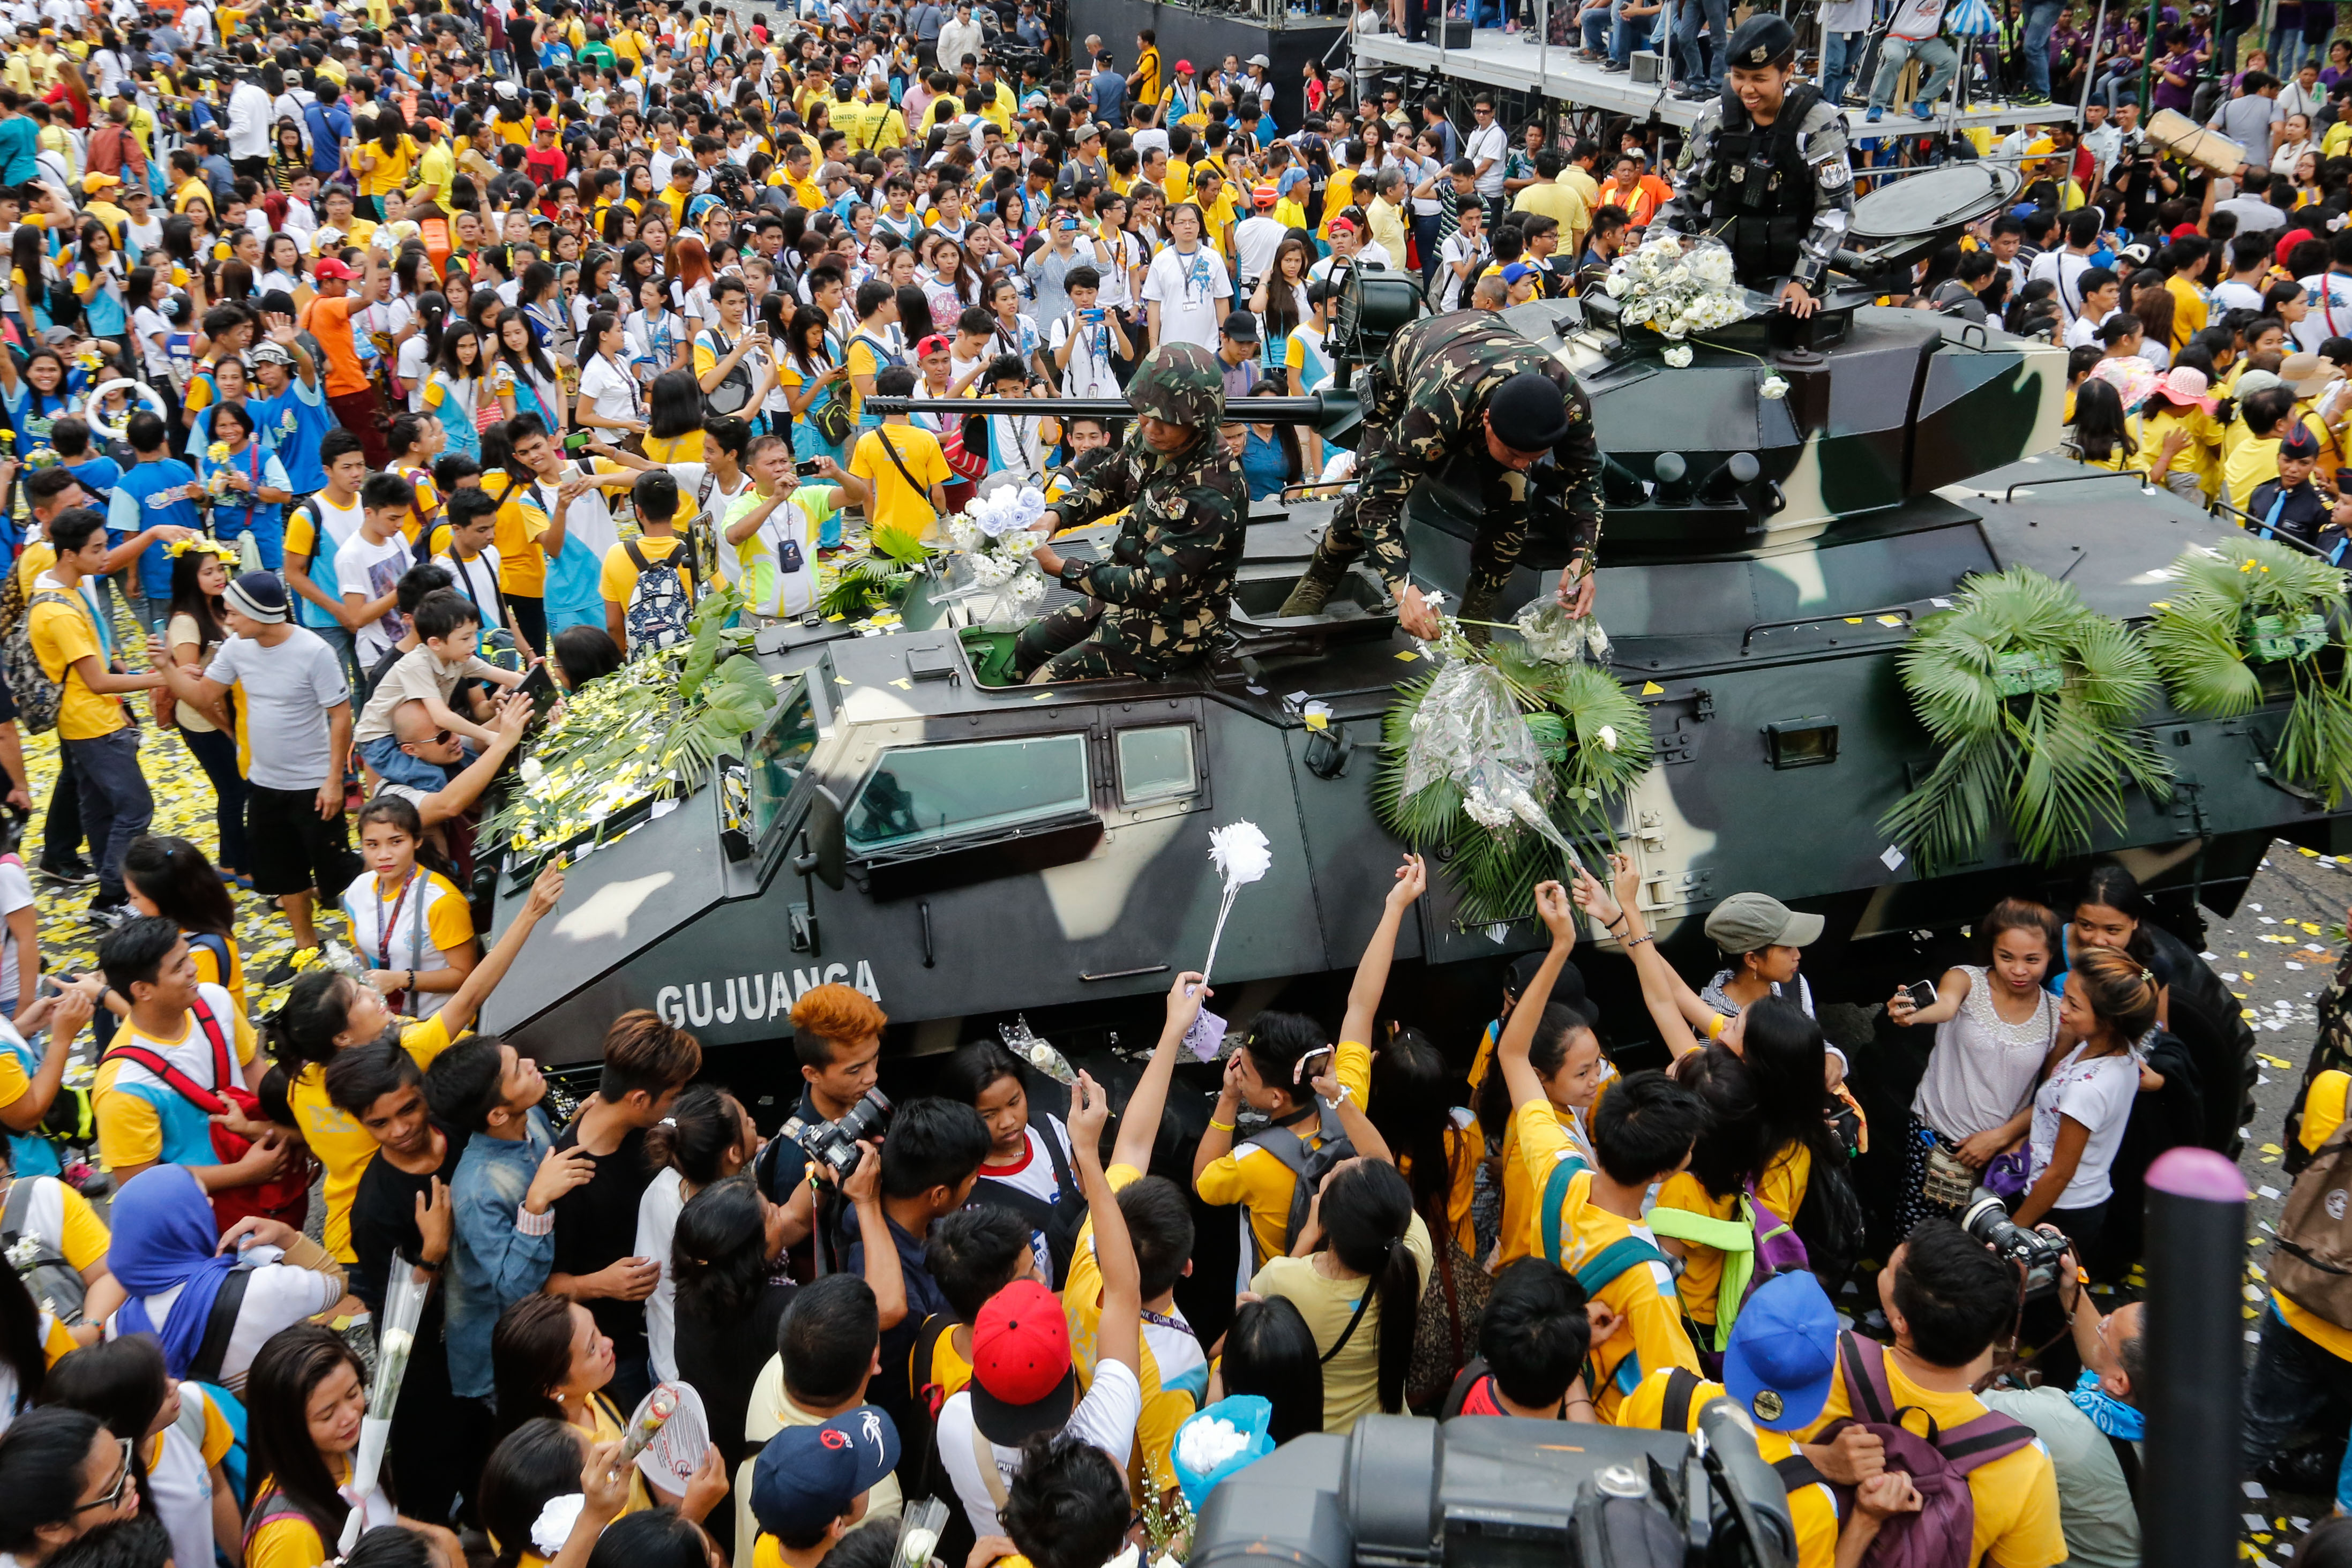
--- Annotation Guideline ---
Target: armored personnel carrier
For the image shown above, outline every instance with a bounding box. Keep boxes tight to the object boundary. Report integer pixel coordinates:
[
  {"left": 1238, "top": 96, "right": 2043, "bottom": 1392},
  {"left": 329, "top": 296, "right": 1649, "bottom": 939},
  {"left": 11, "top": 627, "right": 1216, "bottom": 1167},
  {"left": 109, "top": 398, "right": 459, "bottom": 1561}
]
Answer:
[{"left": 477, "top": 172, "right": 2284, "bottom": 1152}]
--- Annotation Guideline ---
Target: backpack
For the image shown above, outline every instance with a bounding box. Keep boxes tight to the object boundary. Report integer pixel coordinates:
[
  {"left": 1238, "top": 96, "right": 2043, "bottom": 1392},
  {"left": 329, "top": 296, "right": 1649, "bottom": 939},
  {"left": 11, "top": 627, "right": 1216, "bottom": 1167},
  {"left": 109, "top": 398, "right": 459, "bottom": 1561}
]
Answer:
[
  {"left": 1644, "top": 1180, "right": 1810, "bottom": 1354},
  {"left": 102, "top": 996, "right": 309, "bottom": 1233},
  {"left": 1537, "top": 1155, "right": 1675, "bottom": 1399},
  {"left": 1, "top": 1176, "right": 85, "bottom": 1325},
  {"left": 2272, "top": 1109, "right": 2352, "bottom": 1326},
  {"left": 1813, "top": 1333, "right": 2039, "bottom": 1568},
  {"left": 1404, "top": 1216, "right": 1490, "bottom": 1412},
  {"left": 1251, "top": 1101, "right": 1355, "bottom": 1266},
  {"left": 3, "top": 589, "right": 89, "bottom": 736},
  {"left": 966, "top": 1118, "right": 1086, "bottom": 1288},
  {"left": 174, "top": 1378, "right": 250, "bottom": 1511},
  {"left": 621, "top": 538, "right": 695, "bottom": 654}
]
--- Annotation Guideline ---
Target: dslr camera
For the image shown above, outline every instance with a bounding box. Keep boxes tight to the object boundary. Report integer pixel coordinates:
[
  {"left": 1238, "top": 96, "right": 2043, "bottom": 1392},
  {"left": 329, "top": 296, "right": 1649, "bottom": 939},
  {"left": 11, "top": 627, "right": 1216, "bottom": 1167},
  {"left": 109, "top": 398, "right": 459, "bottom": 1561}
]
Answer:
[
  {"left": 781, "top": 1086, "right": 893, "bottom": 1180},
  {"left": 1963, "top": 1194, "right": 2069, "bottom": 1299},
  {"left": 1191, "top": 1412, "right": 1795, "bottom": 1568}
]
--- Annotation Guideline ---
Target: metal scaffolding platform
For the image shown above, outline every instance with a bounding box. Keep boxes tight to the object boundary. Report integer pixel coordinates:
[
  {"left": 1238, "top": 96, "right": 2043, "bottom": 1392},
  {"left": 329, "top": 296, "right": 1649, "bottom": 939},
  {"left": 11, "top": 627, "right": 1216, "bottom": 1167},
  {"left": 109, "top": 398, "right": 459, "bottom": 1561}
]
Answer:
[{"left": 1350, "top": 27, "right": 2076, "bottom": 136}]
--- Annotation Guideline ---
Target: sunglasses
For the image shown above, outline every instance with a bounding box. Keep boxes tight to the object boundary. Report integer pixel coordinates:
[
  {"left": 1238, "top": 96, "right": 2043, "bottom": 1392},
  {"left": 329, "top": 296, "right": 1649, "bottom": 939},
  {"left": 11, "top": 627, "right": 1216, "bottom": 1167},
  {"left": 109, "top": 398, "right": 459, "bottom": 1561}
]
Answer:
[{"left": 76, "top": 1438, "right": 134, "bottom": 1515}]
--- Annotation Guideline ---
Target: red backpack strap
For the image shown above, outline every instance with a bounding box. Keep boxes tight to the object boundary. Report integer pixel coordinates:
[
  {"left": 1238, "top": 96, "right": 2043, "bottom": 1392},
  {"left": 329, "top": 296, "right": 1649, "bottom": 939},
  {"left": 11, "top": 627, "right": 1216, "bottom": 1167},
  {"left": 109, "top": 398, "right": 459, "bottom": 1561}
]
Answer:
[
  {"left": 188, "top": 993, "right": 233, "bottom": 1090},
  {"left": 1837, "top": 1331, "right": 1896, "bottom": 1426},
  {"left": 101, "top": 1045, "right": 227, "bottom": 1114}
]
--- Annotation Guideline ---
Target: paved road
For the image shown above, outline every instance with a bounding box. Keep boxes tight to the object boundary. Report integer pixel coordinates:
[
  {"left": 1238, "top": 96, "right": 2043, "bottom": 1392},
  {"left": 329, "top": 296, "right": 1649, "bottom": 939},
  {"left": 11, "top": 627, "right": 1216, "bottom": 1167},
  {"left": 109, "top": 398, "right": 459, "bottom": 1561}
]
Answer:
[{"left": 2198, "top": 841, "right": 2346, "bottom": 1563}]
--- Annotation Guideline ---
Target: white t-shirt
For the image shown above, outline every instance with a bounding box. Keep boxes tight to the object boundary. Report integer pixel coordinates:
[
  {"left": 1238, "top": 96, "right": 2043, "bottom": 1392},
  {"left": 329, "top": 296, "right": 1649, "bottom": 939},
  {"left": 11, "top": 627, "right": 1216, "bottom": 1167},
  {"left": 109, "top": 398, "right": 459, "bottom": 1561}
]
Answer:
[
  {"left": 134, "top": 304, "right": 176, "bottom": 379},
  {"left": 1465, "top": 122, "right": 1508, "bottom": 196},
  {"left": 938, "top": 1357, "right": 1142, "bottom": 1538},
  {"left": 148, "top": 1384, "right": 230, "bottom": 1568},
  {"left": 203, "top": 630, "right": 351, "bottom": 792},
  {"left": 1141, "top": 245, "right": 1231, "bottom": 349},
  {"left": 1233, "top": 214, "right": 1289, "bottom": 287},
  {"left": 974, "top": 1114, "right": 1074, "bottom": 1281},
  {"left": 395, "top": 336, "right": 431, "bottom": 410},
  {"left": 0, "top": 858, "right": 31, "bottom": 1006},
  {"left": 635, "top": 1166, "right": 687, "bottom": 1384},
  {"left": 431, "top": 547, "right": 507, "bottom": 634},
  {"left": 339, "top": 867, "right": 470, "bottom": 1017},
  {"left": 2028, "top": 1042, "right": 2141, "bottom": 1210},
  {"left": 335, "top": 531, "right": 416, "bottom": 665},
  {"left": 106, "top": 1256, "right": 341, "bottom": 1392},
  {"left": 1048, "top": 313, "right": 1121, "bottom": 398},
  {"left": 1438, "top": 232, "right": 1488, "bottom": 311},
  {"left": 2298, "top": 271, "right": 2352, "bottom": 350},
  {"left": 2208, "top": 279, "right": 2267, "bottom": 316},
  {"left": 579, "top": 352, "right": 641, "bottom": 426}
]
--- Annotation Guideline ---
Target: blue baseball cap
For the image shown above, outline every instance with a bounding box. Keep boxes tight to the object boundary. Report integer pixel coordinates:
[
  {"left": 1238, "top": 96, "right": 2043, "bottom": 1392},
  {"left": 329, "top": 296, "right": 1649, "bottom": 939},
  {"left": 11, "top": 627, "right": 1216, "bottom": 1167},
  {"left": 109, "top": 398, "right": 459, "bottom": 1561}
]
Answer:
[
  {"left": 1721, "top": 1272, "right": 1840, "bottom": 1431},
  {"left": 750, "top": 1407, "right": 902, "bottom": 1541}
]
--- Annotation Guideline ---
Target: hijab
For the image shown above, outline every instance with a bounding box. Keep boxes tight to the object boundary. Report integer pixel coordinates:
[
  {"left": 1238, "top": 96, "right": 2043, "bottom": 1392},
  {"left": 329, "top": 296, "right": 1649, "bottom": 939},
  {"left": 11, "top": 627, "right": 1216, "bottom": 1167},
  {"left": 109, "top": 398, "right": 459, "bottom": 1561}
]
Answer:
[{"left": 108, "top": 1165, "right": 242, "bottom": 1377}]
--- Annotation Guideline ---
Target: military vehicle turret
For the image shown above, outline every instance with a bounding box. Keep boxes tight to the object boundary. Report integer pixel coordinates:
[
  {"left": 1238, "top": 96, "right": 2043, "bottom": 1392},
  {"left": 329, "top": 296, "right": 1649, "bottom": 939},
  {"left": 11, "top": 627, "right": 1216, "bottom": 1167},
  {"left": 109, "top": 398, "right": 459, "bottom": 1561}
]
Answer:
[{"left": 477, "top": 170, "right": 2277, "bottom": 1152}]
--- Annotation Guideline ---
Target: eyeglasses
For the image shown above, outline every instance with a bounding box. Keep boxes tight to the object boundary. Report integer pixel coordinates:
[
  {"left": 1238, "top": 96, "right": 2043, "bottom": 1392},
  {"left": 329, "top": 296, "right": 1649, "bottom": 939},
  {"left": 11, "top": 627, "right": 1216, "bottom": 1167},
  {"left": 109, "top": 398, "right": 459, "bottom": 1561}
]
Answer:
[{"left": 74, "top": 1439, "right": 134, "bottom": 1514}]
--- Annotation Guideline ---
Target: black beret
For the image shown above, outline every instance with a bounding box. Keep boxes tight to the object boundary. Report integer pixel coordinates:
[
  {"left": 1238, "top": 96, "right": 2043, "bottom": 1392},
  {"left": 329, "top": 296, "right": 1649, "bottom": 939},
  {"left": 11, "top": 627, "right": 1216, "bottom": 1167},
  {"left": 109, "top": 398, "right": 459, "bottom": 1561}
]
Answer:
[{"left": 1727, "top": 13, "right": 1796, "bottom": 67}]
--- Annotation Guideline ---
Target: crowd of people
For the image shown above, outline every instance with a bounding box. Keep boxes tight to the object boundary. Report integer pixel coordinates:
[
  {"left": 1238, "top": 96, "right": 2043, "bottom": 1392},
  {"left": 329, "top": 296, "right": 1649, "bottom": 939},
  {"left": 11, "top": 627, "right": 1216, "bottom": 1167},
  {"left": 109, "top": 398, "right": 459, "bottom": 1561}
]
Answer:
[{"left": 0, "top": 1, "right": 2332, "bottom": 1567}]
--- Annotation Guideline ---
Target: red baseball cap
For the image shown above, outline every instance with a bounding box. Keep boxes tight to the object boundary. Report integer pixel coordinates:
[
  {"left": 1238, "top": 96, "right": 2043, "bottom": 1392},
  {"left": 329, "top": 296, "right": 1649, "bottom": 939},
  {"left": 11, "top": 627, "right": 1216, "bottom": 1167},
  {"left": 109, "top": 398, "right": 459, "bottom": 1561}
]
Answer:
[
  {"left": 2277, "top": 227, "right": 2316, "bottom": 266},
  {"left": 969, "top": 1280, "right": 1075, "bottom": 1445},
  {"left": 2170, "top": 222, "right": 2201, "bottom": 241},
  {"left": 534, "top": 115, "right": 555, "bottom": 131},
  {"left": 313, "top": 258, "right": 357, "bottom": 280}
]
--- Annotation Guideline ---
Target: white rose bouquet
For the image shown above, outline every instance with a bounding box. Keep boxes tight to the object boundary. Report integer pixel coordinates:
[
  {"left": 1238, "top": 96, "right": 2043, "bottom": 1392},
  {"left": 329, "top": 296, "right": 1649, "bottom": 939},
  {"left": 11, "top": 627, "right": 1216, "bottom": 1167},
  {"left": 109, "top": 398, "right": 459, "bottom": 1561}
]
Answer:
[
  {"left": 336, "top": 1254, "right": 433, "bottom": 1553},
  {"left": 937, "top": 484, "right": 1053, "bottom": 628},
  {"left": 1601, "top": 235, "right": 1753, "bottom": 346}
]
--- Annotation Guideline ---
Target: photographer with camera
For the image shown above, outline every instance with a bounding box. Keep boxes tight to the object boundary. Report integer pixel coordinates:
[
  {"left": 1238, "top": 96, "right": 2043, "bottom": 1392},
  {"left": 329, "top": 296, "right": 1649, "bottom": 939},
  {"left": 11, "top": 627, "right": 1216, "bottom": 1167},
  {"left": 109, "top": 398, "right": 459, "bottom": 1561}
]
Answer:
[
  {"left": 758, "top": 982, "right": 890, "bottom": 1273},
  {"left": 1791, "top": 1221, "right": 2065, "bottom": 1568},
  {"left": 1975, "top": 1235, "right": 2145, "bottom": 1568}
]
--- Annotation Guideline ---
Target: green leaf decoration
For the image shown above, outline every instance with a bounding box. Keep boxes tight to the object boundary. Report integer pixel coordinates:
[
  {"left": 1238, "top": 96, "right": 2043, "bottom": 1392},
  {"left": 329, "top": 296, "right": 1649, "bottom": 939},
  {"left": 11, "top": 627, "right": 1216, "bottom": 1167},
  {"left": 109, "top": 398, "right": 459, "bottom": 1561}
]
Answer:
[
  {"left": 1372, "top": 637, "right": 1654, "bottom": 926},
  {"left": 2147, "top": 536, "right": 2352, "bottom": 806},
  {"left": 1881, "top": 565, "right": 2172, "bottom": 872},
  {"left": 819, "top": 556, "right": 918, "bottom": 621},
  {"left": 481, "top": 587, "right": 785, "bottom": 863}
]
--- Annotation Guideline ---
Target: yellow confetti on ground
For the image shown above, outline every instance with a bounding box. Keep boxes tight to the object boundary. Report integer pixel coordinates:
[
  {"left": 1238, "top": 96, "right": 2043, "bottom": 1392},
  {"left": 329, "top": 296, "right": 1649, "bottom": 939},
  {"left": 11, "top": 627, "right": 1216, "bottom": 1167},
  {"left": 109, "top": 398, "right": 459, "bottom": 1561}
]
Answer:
[{"left": 14, "top": 613, "right": 347, "bottom": 1028}]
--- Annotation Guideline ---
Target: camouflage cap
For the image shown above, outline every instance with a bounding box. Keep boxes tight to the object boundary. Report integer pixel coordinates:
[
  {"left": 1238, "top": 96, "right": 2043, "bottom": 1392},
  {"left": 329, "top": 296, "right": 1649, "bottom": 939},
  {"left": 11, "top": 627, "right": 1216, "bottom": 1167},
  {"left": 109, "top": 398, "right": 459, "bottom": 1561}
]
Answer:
[{"left": 1125, "top": 342, "right": 1226, "bottom": 430}]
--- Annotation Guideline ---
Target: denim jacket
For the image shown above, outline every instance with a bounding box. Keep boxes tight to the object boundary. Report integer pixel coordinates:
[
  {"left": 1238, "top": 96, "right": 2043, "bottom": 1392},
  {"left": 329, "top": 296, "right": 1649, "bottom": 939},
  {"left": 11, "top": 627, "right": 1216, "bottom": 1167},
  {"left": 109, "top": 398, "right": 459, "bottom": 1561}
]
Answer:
[{"left": 446, "top": 1106, "right": 555, "bottom": 1399}]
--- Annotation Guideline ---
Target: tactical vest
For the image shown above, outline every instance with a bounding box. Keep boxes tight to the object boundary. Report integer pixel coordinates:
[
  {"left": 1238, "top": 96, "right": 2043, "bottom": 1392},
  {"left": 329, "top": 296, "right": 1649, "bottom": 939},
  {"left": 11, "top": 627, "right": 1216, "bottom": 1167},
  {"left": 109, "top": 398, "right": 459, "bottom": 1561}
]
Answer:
[{"left": 1700, "top": 82, "right": 1824, "bottom": 282}]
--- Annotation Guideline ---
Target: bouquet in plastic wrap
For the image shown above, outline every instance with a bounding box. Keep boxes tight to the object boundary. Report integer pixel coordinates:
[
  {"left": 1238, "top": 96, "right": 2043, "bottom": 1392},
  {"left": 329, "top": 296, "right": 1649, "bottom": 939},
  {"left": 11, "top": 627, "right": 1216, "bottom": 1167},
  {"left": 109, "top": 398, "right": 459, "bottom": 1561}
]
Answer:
[
  {"left": 1600, "top": 235, "right": 1752, "bottom": 346},
  {"left": 937, "top": 484, "right": 1053, "bottom": 629},
  {"left": 335, "top": 1254, "right": 431, "bottom": 1553},
  {"left": 1374, "top": 607, "right": 1652, "bottom": 926}
]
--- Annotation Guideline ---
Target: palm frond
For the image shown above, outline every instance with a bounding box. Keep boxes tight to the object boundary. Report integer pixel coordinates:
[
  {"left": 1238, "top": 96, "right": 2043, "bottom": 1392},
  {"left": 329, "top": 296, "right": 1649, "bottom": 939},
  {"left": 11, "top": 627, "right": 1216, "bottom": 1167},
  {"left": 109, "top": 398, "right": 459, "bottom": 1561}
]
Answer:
[
  {"left": 1881, "top": 565, "right": 2169, "bottom": 872},
  {"left": 1374, "top": 632, "right": 1654, "bottom": 926},
  {"left": 2148, "top": 538, "right": 2352, "bottom": 801}
]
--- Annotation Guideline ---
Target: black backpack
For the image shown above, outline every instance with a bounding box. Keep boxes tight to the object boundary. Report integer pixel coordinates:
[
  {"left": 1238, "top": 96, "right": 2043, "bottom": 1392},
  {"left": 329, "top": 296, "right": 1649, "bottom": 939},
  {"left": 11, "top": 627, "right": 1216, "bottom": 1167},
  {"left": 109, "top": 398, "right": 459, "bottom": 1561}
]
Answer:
[
  {"left": 967, "top": 1118, "right": 1086, "bottom": 1289},
  {"left": 1252, "top": 1101, "right": 1355, "bottom": 1266}
]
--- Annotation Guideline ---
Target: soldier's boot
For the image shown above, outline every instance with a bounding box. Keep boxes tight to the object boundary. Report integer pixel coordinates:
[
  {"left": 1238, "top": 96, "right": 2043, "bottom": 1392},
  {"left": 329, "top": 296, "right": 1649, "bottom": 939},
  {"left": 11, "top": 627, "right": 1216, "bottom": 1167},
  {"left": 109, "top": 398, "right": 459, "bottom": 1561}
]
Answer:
[
  {"left": 1276, "top": 551, "right": 1349, "bottom": 619},
  {"left": 1457, "top": 580, "right": 1504, "bottom": 647}
]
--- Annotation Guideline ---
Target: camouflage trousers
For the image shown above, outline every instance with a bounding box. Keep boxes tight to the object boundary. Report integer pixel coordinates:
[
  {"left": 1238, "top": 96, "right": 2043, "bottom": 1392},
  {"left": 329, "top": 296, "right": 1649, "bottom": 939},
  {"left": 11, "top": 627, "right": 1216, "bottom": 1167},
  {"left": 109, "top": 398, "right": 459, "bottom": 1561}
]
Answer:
[
  {"left": 1312, "top": 466, "right": 1535, "bottom": 621},
  {"left": 1014, "top": 600, "right": 1146, "bottom": 682}
]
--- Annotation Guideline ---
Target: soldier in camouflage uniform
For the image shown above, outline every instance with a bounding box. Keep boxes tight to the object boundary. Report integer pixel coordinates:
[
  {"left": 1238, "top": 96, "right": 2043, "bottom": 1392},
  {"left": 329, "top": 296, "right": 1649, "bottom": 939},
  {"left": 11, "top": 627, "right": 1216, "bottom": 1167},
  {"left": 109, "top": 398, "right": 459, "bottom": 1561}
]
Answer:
[
  {"left": 1017, "top": 342, "right": 1248, "bottom": 682},
  {"left": 1275, "top": 310, "right": 1606, "bottom": 641}
]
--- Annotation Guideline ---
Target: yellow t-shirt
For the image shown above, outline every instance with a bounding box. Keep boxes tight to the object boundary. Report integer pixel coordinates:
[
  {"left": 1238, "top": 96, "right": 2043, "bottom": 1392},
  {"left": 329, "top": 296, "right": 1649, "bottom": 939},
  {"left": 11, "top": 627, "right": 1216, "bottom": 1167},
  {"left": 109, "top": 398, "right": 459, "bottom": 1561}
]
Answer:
[
  {"left": 28, "top": 581, "right": 123, "bottom": 741},
  {"left": 481, "top": 470, "right": 554, "bottom": 596},
  {"left": 91, "top": 988, "right": 261, "bottom": 1172},
  {"left": 0, "top": 1173, "right": 111, "bottom": 1273},
  {"left": 357, "top": 136, "right": 416, "bottom": 199},
  {"left": 1511, "top": 1098, "right": 1699, "bottom": 1422},
  {"left": 2281, "top": 1070, "right": 2352, "bottom": 1357},
  {"left": 1651, "top": 1141, "right": 1811, "bottom": 1331},
  {"left": 1195, "top": 1040, "right": 1373, "bottom": 1267},
  {"left": 188, "top": 929, "right": 248, "bottom": 1020},
  {"left": 600, "top": 535, "right": 698, "bottom": 615},
  {"left": 1063, "top": 1164, "right": 1201, "bottom": 1500},
  {"left": 1253, "top": 1211, "right": 1433, "bottom": 1434},
  {"left": 2164, "top": 273, "right": 2208, "bottom": 350},
  {"left": 849, "top": 424, "right": 949, "bottom": 557},
  {"left": 1616, "top": 1369, "right": 1839, "bottom": 1568},
  {"left": 1513, "top": 179, "right": 1590, "bottom": 239},
  {"left": 289, "top": 1014, "right": 459, "bottom": 1263},
  {"left": 642, "top": 429, "right": 706, "bottom": 466},
  {"left": 2222, "top": 424, "right": 2284, "bottom": 508},
  {"left": 1795, "top": 1347, "right": 2066, "bottom": 1568}
]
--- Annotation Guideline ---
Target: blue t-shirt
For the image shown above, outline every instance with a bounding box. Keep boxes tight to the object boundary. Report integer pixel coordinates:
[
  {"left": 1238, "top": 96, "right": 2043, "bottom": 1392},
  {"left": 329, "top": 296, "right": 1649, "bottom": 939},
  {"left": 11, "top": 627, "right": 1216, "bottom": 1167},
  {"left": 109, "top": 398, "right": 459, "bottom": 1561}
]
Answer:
[
  {"left": 0, "top": 118, "right": 37, "bottom": 185},
  {"left": 105, "top": 460, "right": 201, "bottom": 598},
  {"left": 63, "top": 456, "right": 121, "bottom": 502},
  {"left": 246, "top": 374, "right": 334, "bottom": 494}
]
